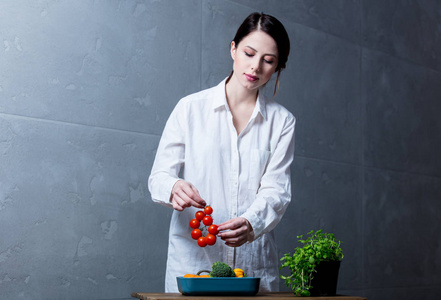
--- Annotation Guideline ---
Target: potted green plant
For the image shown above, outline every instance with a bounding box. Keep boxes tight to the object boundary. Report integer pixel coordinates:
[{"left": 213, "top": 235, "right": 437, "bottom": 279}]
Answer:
[{"left": 280, "top": 229, "right": 344, "bottom": 296}]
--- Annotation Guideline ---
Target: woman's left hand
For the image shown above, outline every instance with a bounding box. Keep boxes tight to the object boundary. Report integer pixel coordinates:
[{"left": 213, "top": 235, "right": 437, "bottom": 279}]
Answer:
[{"left": 217, "top": 217, "right": 254, "bottom": 247}]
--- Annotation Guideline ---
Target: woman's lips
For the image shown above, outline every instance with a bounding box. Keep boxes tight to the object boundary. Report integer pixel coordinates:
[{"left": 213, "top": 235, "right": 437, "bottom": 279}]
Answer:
[{"left": 245, "top": 73, "right": 258, "bottom": 82}]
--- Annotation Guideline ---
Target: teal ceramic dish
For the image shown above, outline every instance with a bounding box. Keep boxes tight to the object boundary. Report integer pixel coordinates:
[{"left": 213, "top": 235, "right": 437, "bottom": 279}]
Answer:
[{"left": 177, "top": 276, "right": 260, "bottom": 296}]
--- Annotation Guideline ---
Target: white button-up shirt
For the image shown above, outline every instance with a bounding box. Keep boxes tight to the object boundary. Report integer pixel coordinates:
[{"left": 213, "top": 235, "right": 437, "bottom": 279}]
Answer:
[{"left": 148, "top": 79, "right": 295, "bottom": 292}]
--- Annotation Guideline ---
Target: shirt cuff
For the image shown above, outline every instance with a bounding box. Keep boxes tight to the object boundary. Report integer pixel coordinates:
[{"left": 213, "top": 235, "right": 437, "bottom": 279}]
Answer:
[
  {"left": 240, "top": 210, "right": 264, "bottom": 242},
  {"left": 168, "top": 178, "right": 182, "bottom": 202},
  {"left": 153, "top": 176, "right": 180, "bottom": 208}
]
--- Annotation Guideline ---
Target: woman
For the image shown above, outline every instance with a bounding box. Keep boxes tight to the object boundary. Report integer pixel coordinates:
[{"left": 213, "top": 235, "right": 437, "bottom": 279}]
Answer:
[{"left": 148, "top": 12, "right": 295, "bottom": 292}]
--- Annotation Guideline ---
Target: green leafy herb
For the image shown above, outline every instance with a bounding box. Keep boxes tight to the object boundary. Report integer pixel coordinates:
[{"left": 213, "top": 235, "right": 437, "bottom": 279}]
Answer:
[{"left": 280, "top": 229, "right": 343, "bottom": 296}]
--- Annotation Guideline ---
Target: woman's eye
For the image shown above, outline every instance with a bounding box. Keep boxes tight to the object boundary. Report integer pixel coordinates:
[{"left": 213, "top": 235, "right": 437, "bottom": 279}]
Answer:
[
  {"left": 264, "top": 59, "right": 274, "bottom": 64},
  {"left": 244, "top": 52, "right": 253, "bottom": 57}
]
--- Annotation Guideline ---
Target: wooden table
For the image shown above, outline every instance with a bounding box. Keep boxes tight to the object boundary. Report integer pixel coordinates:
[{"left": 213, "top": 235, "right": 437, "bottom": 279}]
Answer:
[{"left": 131, "top": 292, "right": 367, "bottom": 300}]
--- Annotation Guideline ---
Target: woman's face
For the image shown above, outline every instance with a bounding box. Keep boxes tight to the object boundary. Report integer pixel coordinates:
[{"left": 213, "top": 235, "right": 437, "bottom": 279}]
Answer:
[{"left": 230, "top": 30, "right": 278, "bottom": 91}]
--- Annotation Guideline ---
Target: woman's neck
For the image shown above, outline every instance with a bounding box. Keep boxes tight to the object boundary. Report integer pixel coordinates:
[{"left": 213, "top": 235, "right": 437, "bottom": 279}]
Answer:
[
  {"left": 225, "top": 74, "right": 259, "bottom": 135},
  {"left": 225, "top": 75, "right": 258, "bottom": 108}
]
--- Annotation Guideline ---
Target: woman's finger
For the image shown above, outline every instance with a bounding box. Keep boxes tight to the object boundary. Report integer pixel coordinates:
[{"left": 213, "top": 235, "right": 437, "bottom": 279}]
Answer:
[
  {"left": 217, "top": 217, "right": 254, "bottom": 247},
  {"left": 223, "top": 235, "right": 247, "bottom": 247},
  {"left": 171, "top": 194, "right": 188, "bottom": 211},
  {"left": 217, "top": 218, "right": 239, "bottom": 232},
  {"left": 175, "top": 189, "right": 193, "bottom": 206},
  {"left": 219, "top": 225, "right": 247, "bottom": 238},
  {"left": 190, "top": 185, "right": 206, "bottom": 207},
  {"left": 180, "top": 183, "right": 205, "bottom": 207},
  {"left": 173, "top": 181, "right": 206, "bottom": 208}
]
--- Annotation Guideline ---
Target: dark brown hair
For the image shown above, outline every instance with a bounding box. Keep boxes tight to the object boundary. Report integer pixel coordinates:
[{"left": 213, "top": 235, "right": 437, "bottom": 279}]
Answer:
[{"left": 228, "top": 12, "right": 290, "bottom": 95}]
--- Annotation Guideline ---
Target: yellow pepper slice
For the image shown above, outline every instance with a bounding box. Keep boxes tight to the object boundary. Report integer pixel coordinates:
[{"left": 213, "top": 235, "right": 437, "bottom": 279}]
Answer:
[{"left": 233, "top": 268, "right": 245, "bottom": 277}]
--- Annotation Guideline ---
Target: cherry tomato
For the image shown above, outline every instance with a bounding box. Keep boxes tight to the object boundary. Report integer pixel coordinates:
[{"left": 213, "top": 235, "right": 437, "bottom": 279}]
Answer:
[
  {"left": 208, "top": 224, "right": 218, "bottom": 235},
  {"left": 204, "top": 206, "right": 213, "bottom": 215},
  {"left": 202, "top": 216, "right": 213, "bottom": 226},
  {"left": 191, "top": 229, "right": 202, "bottom": 240},
  {"left": 197, "top": 236, "right": 207, "bottom": 247},
  {"left": 195, "top": 211, "right": 205, "bottom": 221},
  {"left": 206, "top": 234, "right": 216, "bottom": 246},
  {"left": 189, "top": 219, "right": 200, "bottom": 229}
]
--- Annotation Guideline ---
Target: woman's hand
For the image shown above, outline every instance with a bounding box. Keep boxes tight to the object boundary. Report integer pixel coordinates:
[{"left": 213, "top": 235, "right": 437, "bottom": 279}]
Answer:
[
  {"left": 217, "top": 217, "right": 254, "bottom": 247},
  {"left": 170, "top": 180, "right": 206, "bottom": 211}
]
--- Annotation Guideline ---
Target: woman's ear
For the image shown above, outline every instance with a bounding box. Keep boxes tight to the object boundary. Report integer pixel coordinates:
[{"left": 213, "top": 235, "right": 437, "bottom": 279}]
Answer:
[{"left": 230, "top": 41, "right": 236, "bottom": 60}]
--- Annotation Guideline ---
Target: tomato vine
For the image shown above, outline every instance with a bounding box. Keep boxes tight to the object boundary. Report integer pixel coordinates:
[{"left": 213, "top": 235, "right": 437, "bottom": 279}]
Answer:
[{"left": 189, "top": 206, "right": 218, "bottom": 247}]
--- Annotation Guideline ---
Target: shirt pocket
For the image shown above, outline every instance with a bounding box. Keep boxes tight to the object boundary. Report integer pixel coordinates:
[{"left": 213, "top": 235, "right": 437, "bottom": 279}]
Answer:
[{"left": 248, "top": 149, "right": 271, "bottom": 191}]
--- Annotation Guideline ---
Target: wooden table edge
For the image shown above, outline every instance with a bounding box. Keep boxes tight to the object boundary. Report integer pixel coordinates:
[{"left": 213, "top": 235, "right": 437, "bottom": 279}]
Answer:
[{"left": 131, "top": 292, "right": 367, "bottom": 300}]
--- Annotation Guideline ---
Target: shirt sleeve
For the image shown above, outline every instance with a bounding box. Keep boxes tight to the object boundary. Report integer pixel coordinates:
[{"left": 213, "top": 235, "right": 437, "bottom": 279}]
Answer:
[
  {"left": 241, "top": 113, "right": 296, "bottom": 240},
  {"left": 148, "top": 100, "right": 186, "bottom": 208}
]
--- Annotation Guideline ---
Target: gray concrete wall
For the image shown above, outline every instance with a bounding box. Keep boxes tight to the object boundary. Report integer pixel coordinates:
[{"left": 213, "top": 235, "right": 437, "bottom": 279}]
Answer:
[{"left": 1, "top": 1, "right": 440, "bottom": 299}]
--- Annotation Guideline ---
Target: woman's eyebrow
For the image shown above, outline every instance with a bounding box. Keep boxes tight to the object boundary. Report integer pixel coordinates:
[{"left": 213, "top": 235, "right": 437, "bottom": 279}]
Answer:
[{"left": 245, "top": 45, "right": 277, "bottom": 57}]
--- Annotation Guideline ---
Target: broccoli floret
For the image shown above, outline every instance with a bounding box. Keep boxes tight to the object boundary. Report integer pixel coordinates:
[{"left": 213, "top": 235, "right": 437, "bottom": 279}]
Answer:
[{"left": 209, "top": 262, "right": 235, "bottom": 277}]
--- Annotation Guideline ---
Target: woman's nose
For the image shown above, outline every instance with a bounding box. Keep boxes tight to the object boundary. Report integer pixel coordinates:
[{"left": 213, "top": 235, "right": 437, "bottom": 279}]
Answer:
[{"left": 251, "top": 59, "right": 260, "bottom": 72}]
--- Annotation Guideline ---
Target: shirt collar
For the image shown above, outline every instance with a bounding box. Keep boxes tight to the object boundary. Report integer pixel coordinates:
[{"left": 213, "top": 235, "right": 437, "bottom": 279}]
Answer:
[
  {"left": 255, "top": 92, "right": 267, "bottom": 120},
  {"left": 212, "top": 78, "right": 267, "bottom": 120},
  {"left": 211, "top": 79, "right": 228, "bottom": 111}
]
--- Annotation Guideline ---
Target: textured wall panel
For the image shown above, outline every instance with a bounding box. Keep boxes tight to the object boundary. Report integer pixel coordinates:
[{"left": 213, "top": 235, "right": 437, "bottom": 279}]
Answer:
[
  {"left": 276, "top": 24, "right": 361, "bottom": 164},
  {"left": 363, "top": 49, "right": 441, "bottom": 177},
  {"left": 0, "top": 0, "right": 201, "bottom": 135},
  {"left": 363, "top": 168, "right": 441, "bottom": 289},
  {"left": 362, "top": 0, "right": 441, "bottom": 71},
  {"left": 229, "top": 0, "right": 362, "bottom": 43},
  {"left": 0, "top": 114, "right": 168, "bottom": 298}
]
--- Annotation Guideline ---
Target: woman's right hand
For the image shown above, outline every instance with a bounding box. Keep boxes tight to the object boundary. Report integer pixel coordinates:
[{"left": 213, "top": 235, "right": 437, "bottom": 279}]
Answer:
[{"left": 170, "top": 180, "right": 206, "bottom": 211}]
